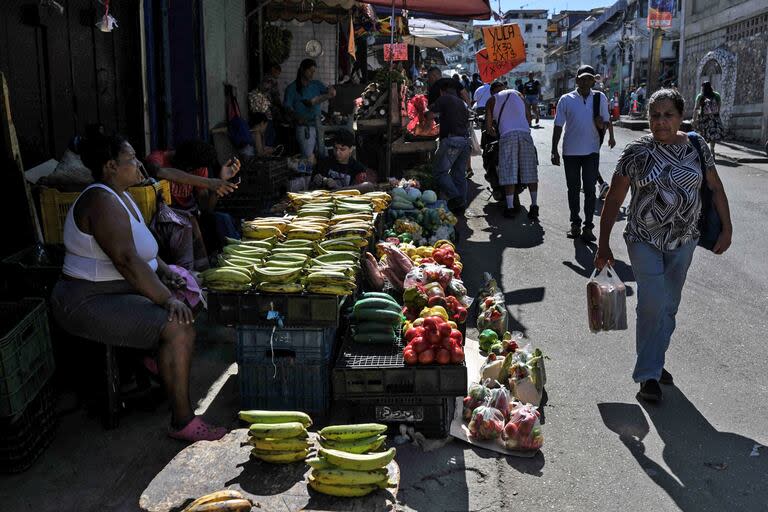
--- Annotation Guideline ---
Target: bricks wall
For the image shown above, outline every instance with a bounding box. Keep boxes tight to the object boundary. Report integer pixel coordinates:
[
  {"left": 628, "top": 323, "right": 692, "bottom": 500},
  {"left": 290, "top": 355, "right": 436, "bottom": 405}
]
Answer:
[{"left": 277, "top": 21, "right": 339, "bottom": 97}]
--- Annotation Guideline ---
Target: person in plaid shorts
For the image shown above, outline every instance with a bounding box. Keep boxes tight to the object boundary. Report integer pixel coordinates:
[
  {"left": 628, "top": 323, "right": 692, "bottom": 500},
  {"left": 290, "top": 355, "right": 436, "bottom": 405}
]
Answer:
[{"left": 485, "top": 87, "right": 539, "bottom": 220}]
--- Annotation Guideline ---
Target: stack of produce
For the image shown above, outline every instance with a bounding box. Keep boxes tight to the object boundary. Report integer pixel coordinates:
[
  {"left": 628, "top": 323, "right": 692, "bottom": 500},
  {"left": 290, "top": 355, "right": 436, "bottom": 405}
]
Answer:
[
  {"left": 180, "top": 490, "right": 253, "bottom": 512},
  {"left": 240, "top": 410, "right": 313, "bottom": 464},
  {"left": 305, "top": 249, "right": 360, "bottom": 296},
  {"left": 307, "top": 423, "right": 395, "bottom": 497},
  {"left": 401, "top": 314, "right": 464, "bottom": 365},
  {"left": 476, "top": 272, "right": 508, "bottom": 336},
  {"left": 385, "top": 186, "right": 457, "bottom": 246},
  {"left": 477, "top": 340, "right": 546, "bottom": 405},
  {"left": 350, "top": 292, "right": 403, "bottom": 344},
  {"left": 242, "top": 217, "right": 291, "bottom": 240},
  {"left": 286, "top": 190, "right": 390, "bottom": 213},
  {"left": 200, "top": 238, "right": 275, "bottom": 291}
]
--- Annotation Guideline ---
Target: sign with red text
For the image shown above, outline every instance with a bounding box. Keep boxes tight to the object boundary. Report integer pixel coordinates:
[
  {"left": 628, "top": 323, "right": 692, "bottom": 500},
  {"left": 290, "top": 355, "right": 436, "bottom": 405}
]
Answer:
[
  {"left": 647, "top": 0, "right": 674, "bottom": 29},
  {"left": 384, "top": 43, "right": 408, "bottom": 62},
  {"left": 476, "top": 48, "right": 524, "bottom": 83},
  {"left": 482, "top": 24, "right": 526, "bottom": 64}
]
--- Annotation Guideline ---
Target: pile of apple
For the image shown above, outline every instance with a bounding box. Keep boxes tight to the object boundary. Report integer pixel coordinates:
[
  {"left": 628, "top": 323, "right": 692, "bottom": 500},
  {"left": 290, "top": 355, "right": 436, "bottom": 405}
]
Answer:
[{"left": 402, "top": 316, "right": 465, "bottom": 365}]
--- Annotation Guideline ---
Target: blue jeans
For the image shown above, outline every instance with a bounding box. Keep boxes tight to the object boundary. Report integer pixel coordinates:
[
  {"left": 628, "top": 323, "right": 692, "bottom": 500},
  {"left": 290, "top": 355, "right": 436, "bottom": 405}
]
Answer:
[
  {"left": 432, "top": 136, "right": 470, "bottom": 204},
  {"left": 627, "top": 239, "right": 697, "bottom": 383},
  {"left": 563, "top": 153, "right": 600, "bottom": 229}
]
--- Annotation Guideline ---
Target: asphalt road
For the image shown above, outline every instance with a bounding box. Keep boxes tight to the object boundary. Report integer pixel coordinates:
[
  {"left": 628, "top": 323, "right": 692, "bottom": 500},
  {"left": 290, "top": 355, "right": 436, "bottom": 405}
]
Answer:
[{"left": 395, "top": 120, "right": 768, "bottom": 512}]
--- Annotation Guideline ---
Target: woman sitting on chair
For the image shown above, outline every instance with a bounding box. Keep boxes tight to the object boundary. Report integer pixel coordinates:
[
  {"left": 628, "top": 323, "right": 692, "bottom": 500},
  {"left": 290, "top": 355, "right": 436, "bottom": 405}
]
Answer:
[{"left": 50, "top": 131, "right": 227, "bottom": 442}]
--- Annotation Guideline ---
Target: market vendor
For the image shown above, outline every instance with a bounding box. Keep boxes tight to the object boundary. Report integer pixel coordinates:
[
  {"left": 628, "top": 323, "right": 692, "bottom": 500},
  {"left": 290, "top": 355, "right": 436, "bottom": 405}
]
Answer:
[
  {"left": 284, "top": 58, "right": 336, "bottom": 158},
  {"left": 50, "top": 131, "right": 227, "bottom": 442},
  {"left": 310, "top": 130, "right": 375, "bottom": 193}
]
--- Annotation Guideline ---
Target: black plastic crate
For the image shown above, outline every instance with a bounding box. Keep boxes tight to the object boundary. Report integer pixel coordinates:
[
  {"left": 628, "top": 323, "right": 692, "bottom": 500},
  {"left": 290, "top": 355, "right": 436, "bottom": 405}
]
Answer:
[
  {"left": 339, "top": 395, "right": 454, "bottom": 438},
  {"left": 208, "top": 292, "right": 346, "bottom": 328},
  {"left": 0, "top": 380, "right": 57, "bottom": 473},
  {"left": 332, "top": 335, "right": 467, "bottom": 400},
  {"left": 1, "top": 245, "right": 64, "bottom": 300},
  {"left": 238, "top": 357, "right": 330, "bottom": 416},
  {"left": 237, "top": 326, "right": 339, "bottom": 364}
]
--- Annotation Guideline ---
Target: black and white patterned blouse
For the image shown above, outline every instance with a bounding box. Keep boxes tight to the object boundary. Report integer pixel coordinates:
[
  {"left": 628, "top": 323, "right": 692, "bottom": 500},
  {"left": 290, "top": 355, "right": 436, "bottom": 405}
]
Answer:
[{"left": 614, "top": 134, "right": 715, "bottom": 251}]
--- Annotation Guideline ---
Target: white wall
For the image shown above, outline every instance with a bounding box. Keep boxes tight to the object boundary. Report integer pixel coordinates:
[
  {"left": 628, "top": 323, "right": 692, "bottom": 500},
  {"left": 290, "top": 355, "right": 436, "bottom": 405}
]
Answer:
[{"left": 276, "top": 20, "right": 338, "bottom": 96}]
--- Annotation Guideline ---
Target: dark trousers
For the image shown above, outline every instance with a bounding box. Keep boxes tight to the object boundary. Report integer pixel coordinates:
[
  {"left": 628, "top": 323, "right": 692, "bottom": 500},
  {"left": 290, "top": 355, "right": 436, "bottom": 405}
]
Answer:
[{"left": 564, "top": 153, "right": 599, "bottom": 229}]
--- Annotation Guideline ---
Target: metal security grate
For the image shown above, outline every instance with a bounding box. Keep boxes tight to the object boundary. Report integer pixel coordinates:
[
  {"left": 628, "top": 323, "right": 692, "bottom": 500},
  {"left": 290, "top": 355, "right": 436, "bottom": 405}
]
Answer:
[{"left": 336, "top": 335, "right": 406, "bottom": 368}]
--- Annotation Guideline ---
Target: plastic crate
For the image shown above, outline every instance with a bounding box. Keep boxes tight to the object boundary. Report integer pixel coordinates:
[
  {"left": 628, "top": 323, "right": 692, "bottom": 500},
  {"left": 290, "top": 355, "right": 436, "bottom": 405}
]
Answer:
[
  {"left": 0, "top": 380, "right": 57, "bottom": 473},
  {"left": 38, "top": 181, "right": 171, "bottom": 244},
  {"left": 237, "top": 326, "right": 338, "bottom": 364},
  {"left": 238, "top": 358, "right": 330, "bottom": 416},
  {"left": 340, "top": 395, "right": 454, "bottom": 438},
  {"left": 208, "top": 292, "right": 346, "bottom": 328},
  {"left": 1, "top": 245, "right": 64, "bottom": 299},
  {"left": 332, "top": 334, "right": 467, "bottom": 400},
  {"left": 0, "top": 299, "right": 55, "bottom": 417}
]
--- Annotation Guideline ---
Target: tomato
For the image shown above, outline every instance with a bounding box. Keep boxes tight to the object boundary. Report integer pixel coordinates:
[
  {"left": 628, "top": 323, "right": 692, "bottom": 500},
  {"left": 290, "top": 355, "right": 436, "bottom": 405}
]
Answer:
[
  {"left": 410, "top": 337, "right": 428, "bottom": 354},
  {"left": 438, "top": 322, "right": 452, "bottom": 339},
  {"left": 422, "top": 317, "right": 439, "bottom": 331},
  {"left": 403, "top": 348, "right": 418, "bottom": 365},
  {"left": 449, "top": 329, "right": 463, "bottom": 344},
  {"left": 405, "top": 326, "right": 424, "bottom": 342},
  {"left": 440, "top": 336, "right": 453, "bottom": 350},
  {"left": 436, "top": 348, "right": 451, "bottom": 365},
  {"left": 450, "top": 345, "right": 465, "bottom": 363},
  {"left": 425, "top": 329, "right": 442, "bottom": 346},
  {"left": 483, "top": 297, "right": 495, "bottom": 309},
  {"left": 418, "top": 349, "right": 435, "bottom": 365}
]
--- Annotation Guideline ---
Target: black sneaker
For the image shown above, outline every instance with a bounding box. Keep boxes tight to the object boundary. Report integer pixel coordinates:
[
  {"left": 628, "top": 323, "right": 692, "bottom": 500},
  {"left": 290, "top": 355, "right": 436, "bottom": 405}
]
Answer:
[
  {"left": 567, "top": 225, "right": 581, "bottom": 239},
  {"left": 527, "top": 205, "right": 539, "bottom": 221},
  {"left": 660, "top": 368, "right": 674, "bottom": 385},
  {"left": 637, "top": 380, "right": 662, "bottom": 402},
  {"left": 581, "top": 227, "right": 597, "bottom": 243}
]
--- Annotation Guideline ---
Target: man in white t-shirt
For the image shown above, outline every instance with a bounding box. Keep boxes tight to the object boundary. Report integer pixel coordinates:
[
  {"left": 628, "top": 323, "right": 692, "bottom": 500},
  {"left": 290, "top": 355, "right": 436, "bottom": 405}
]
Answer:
[
  {"left": 551, "top": 65, "right": 615, "bottom": 241},
  {"left": 486, "top": 87, "right": 539, "bottom": 220},
  {"left": 472, "top": 82, "right": 491, "bottom": 109}
]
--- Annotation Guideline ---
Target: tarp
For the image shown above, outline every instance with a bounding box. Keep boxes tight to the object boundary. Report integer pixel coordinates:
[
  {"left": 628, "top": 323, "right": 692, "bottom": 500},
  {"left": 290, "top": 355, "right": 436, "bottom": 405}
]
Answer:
[
  {"left": 403, "top": 18, "right": 465, "bottom": 49},
  {"left": 365, "top": 0, "right": 491, "bottom": 20}
]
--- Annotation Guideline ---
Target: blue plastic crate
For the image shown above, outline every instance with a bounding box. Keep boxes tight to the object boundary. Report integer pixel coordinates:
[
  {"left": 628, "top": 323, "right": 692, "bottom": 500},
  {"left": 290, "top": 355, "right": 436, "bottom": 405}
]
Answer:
[
  {"left": 236, "top": 326, "right": 338, "bottom": 364},
  {"left": 238, "top": 359, "right": 330, "bottom": 415}
]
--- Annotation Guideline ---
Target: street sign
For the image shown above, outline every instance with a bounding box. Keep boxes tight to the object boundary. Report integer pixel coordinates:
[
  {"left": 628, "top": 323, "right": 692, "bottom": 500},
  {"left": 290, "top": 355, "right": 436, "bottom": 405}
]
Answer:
[
  {"left": 476, "top": 48, "right": 524, "bottom": 83},
  {"left": 384, "top": 43, "right": 408, "bottom": 62},
  {"left": 647, "top": 0, "right": 674, "bottom": 29},
  {"left": 481, "top": 24, "right": 526, "bottom": 64}
]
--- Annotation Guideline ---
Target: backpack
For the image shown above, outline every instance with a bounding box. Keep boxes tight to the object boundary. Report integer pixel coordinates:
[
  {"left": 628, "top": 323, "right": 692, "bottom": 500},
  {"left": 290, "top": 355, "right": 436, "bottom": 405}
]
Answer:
[{"left": 688, "top": 132, "right": 722, "bottom": 251}]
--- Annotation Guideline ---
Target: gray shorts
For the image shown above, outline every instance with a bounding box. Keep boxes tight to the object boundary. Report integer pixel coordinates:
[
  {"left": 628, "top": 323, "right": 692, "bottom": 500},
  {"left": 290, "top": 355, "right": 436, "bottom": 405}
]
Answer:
[
  {"left": 51, "top": 279, "right": 169, "bottom": 348},
  {"left": 497, "top": 131, "right": 539, "bottom": 186}
]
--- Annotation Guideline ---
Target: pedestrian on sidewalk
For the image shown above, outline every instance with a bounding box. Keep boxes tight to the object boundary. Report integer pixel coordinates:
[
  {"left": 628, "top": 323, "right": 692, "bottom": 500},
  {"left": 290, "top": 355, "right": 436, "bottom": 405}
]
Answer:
[
  {"left": 551, "top": 65, "right": 614, "bottom": 242},
  {"left": 693, "top": 81, "right": 725, "bottom": 155},
  {"left": 485, "top": 86, "right": 539, "bottom": 220},
  {"left": 522, "top": 72, "right": 542, "bottom": 126},
  {"left": 427, "top": 82, "right": 471, "bottom": 213},
  {"left": 595, "top": 88, "right": 733, "bottom": 402}
]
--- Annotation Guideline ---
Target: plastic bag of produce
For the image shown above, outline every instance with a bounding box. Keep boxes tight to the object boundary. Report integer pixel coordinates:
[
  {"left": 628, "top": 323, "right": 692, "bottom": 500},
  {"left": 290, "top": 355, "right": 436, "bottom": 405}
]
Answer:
[
  {"left": 489, "top": 385, "right": 511, "bottom": 420},
  {"left": 477, "top": 298, "right": 507, "bottom": 337},
  {"left": 506, "top": 345, "right": 546, "bottom": 406},
  {"left": 403, "top": 264, "right": 454, "bottom": 291},
  {"left": 504, "top": 403, "right": 543, "bottom": 451},
  {"left": 468, "top": 399, "right": 505, "bottom": 440},
  {"left": 462, "top": 382, "right": 491, "bottom": 421},
  {"left": 587, "top": 265, "right": 628, "bottom": 332}
]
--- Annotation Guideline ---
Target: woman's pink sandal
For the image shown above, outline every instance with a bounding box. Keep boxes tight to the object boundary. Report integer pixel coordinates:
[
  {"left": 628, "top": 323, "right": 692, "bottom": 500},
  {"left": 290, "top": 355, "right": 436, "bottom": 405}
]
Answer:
[{"left": 169, "top": 416, "right": 227, "bottom": 442}]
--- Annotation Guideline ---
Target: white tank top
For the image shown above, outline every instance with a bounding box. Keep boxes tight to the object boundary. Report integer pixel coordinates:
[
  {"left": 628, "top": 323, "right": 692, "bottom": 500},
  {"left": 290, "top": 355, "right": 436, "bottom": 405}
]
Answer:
[
  {"left": 493, "top": 90, "right": 530, "bottom": 137},
  {"left": 63, "top": 183, "right": 159, "bottom": 281}
]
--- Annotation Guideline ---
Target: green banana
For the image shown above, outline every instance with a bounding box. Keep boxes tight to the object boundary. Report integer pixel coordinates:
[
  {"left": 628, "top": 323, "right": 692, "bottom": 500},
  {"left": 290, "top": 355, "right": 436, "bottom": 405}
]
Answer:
[
  {"left": 238, "top": 410, "right": 312, "bottom": 426},
  {"left": 319, "top": 434, "right": 386, "bottom": 454},
  {"left": 250, "top": 448, "right": 309, "bottom": 463},
  {"left": 311, "top": 467, "right": 388, "bottom": 486},
  {"left": 318, "top": 447, "right": 395, "bottom": 471},
  {"left": 306, "top": 456, "right": 334, "bottom": 470},
  {"left": 319, "top": 423, "right": 388, "bottom": 441},
  {"left": 248, "top": 422, "right": 307, "bottom": 439},
  {"left": 307, "top": 477, "right": 378, "bottom": 497},
  {"left": 248, "top": 437, "right": 312, "bottom": 451}
]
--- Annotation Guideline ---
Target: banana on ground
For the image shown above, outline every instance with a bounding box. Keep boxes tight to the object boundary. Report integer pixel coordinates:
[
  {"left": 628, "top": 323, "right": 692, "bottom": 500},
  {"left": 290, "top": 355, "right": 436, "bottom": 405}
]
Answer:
[
  {"left": 319, "top": 423, "right": 388, "bottom": 441},
  {"left": 248, "top": 421, "right": 307, "bottom": 439},
  {"left": 318, "top": 447, "right": 395, "bottom": 471},
  {"left": 181, "top": 490, "right": 250, "bottom": 512},
  {"left": 318, "top": 434, "right": 386, "bottom": 454},
  {"left": 311, "top": 467, "right": 388, "bottom": 486},
  {"left": 238, "top": 410, "right": 312, "bottom": 427},
  {"left": 250, "top": 448, "right": 309, "bottom": 463},
  {"left": 308, "top": 476, "right": 378, "bottom": 497}
]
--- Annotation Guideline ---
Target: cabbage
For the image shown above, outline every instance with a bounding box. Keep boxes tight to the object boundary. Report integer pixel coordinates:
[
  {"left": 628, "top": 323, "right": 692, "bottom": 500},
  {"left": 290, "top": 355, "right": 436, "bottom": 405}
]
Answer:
[
  {"left": 406, "top": 187, "right": 422, "bottom": 201},
  {"left": 422, "top": 190, "right": 437, "bottom": 204}
]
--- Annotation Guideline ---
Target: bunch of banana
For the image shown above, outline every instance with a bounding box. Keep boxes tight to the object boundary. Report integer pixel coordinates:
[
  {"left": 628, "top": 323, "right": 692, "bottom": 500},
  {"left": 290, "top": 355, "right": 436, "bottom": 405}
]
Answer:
[
  {"left": 287, "top": 190, "right": 330, "bottom": 209},
  {"left": 334, "top": 198, "right": 375, "bottom": 217},
  {"left": 240, "top": 410, "right": 312, "bottom": 464},
  {"left": 200, "top": 267, "right": 252, "bottom": 292},
  {"left": 242, "top": 217, "right": 290, "bottom": 240},
  {"left": 361, "top": 191, "right": 392, "bottom": 212},
  {"left": 284, "top": 216, "right": 328, "bottom": 241},
  {"left": 328, "top": 212, "right": 374, "bottom": 226},
  {"left": 181, "top": 489, "right": 252, "bottom": 512},
  {"left": 304, "top": 250, "right": 359, "bottom": 295}
]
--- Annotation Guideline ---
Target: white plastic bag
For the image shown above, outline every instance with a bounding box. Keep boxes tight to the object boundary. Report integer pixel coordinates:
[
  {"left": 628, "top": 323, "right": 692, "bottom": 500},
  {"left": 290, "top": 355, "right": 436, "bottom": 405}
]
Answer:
[
  {"left": 587, "top": 265, "right": 628, "bottom": 332},
  {"left": 470, "top": 129, "right": 482, "bottom": 156}
]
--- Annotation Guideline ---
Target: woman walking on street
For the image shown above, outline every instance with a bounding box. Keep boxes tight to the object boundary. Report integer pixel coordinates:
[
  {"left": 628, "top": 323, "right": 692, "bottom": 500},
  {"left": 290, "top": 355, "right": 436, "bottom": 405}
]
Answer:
[
  {"left": 693, "top": 81, "right": 725, "bottom": 155},
  {"left": 595, "top": 89, "right": 733, "bottom": 402}
]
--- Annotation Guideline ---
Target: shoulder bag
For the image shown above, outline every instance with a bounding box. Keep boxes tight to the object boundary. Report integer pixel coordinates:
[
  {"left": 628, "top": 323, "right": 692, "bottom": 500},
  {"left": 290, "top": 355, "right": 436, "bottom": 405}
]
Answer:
[
  {"left": 688, "top": 132, "right": 722, "bottom": 251},
  {"left": 593, "top": 93, "right": 606, "bottom": 145}
]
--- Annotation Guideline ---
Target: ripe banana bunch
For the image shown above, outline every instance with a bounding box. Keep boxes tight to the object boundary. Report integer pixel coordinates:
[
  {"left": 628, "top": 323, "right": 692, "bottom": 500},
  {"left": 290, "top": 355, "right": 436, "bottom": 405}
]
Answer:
[
  {"left": 239, "top": 410, "right": 312, "bottom": 464},
  {"left": 200, "top": 267, "right": 253, "bottom": 292},
  {"left": 181, "top": 489, "right": 252, "bottom": 512},
  {"left": 287, "top": 190, "right": 330, "bottom": 208},
  {"left": 361, "top": 191, "right": 392, "bottom": 212},
  {"left": 242, "top": 218, "right": 289, "bottom": 240},
  {"left": 306, "top": 447, "right": 396, "bottom": 496}
]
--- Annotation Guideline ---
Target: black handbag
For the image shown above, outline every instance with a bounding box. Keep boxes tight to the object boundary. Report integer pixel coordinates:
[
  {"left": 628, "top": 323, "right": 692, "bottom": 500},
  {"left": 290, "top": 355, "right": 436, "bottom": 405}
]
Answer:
[
  {"left": 688, "top": 132, "right": 722, "bottom": 251},
  {"left": 593, "top": 93, "right": 606, "bottom": 146}
]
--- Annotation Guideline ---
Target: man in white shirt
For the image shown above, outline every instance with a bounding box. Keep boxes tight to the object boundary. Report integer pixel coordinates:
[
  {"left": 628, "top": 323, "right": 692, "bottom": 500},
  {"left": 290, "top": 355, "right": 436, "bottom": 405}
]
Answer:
[
  {"left": 551, "top": 65, "right": 615, "bottom": 241},
  {"left": 472, "top": 82, "right": 491, "bottom": 109},
  {"left": 486, "top": 87, "right": 539, "bottom": 220}
]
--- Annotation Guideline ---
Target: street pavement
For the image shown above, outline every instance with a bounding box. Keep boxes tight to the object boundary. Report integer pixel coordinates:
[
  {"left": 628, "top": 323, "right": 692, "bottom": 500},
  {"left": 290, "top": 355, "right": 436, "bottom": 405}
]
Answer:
[{"left": 395, "top": 120, "right": 768, "bottom": 512}]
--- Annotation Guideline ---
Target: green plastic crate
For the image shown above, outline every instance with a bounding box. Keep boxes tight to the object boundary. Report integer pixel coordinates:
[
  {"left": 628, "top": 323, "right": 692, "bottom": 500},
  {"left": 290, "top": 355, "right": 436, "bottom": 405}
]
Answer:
[{"left": 0, "top": 299, "right": 55, "bottom": 417}]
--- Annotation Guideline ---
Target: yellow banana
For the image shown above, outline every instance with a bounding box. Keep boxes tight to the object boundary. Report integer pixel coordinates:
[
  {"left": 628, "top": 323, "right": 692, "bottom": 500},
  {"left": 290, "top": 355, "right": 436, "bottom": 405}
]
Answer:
[
  {"left": 332, "top": 189, "right": 361, "bottom": 196},
  {"left": 238, "top": 410, "right": 312, "bottom": 426},
  {"left": 311, "top": 467, "right": 388, "bottom": 486},
  {"left": 202, "top": 268, "right": 252, "bottom": 285},
  {"left": 318, "top": 447, "right": 395, "bottom": 471},
  {"left": 286, "top": 229, "right": 324, "bottom": 241},
  {"left": 247, "top": 421, "right": 307, "bottom": 439},
  {"left": 181, "top": 490, "right": 247, "bottom": 512},
  {"left": 250, "top": 448, "right": 309, "bottom": 463},
  {"left": 307, "top": 476, "right": 378, "bottom": 497},
  {"left": 248, "top": 437, "right": 312, "bottom": 451},
  {"left": 251, "top": 267, "right": 303, "bottom": 284},
  {"left": 188, "top": 498, "right": 253, "bottom": 512},
  {"left": 319, "top": 424, "right": 388, "bottom": 441},
  {"left": 319, "top": 434, "right": 386, "bottom": 454},
  {"left": 306, "top": 456, "right": 334, "bottom": 470}
]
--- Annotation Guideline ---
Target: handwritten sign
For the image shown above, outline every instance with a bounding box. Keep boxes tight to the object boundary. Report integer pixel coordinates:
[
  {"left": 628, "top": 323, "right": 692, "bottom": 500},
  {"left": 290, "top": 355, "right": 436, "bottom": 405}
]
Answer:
[
  {"left": 384, "top": 43, "right": 408, "bottom": 62},
  {"left": 476, "top": 48, "right": 524, "bottom": 83},
  {"left": 482, "top": 24, "right": 526, "bottom": 64}
]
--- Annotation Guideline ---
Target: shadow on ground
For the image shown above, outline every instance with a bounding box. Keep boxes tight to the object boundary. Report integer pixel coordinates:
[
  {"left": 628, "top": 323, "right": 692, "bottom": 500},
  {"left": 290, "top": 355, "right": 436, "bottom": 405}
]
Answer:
[
  {"left": 598, "top": 387, "right": 768, "bottom": 512},
  {"left": 395, "top": 442, "right": 470, "bottom": 512}
]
